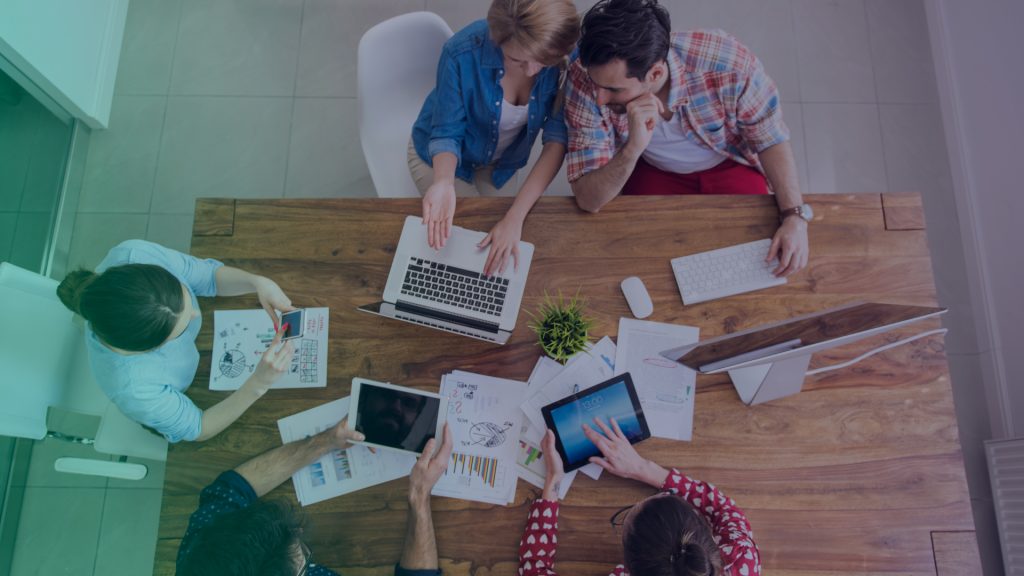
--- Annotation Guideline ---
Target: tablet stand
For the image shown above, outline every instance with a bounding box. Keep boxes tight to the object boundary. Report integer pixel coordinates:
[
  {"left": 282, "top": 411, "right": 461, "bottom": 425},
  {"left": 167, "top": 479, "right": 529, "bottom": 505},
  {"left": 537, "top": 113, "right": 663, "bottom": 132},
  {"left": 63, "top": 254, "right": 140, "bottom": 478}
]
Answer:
[{"left": 728, "top": 352, "right": 812, "bottom": 406}]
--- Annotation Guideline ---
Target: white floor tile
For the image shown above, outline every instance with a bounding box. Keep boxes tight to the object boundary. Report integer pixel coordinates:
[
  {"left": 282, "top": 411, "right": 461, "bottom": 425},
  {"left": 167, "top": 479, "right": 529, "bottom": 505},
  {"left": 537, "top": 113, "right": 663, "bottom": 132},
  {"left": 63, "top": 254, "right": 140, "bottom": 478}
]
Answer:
[
  {"left": 115, "top": 0, "right": 182, "bottom": 95},
  {"left": 793, "top": 0, "right": 877, "bottom": 103},
  {"left": 67, "top": 213, "right": 150, "bottom": 272},
  {"left": 296, "top": 0, "right": 424, "bottom": 98},
  {"left": 670, "top": 0, "right": 802, "bottom": 102},
  {"left": 286, "top": 98, "right": 376, "bottom": 198},
  {"left": 802, "top": 103, "right": 886, "bottom": 193},
  {"left": 170, "top": 0, "right": 304, "bottom": 96},
  {"left": 146, "top": 213, "right": 195, "bottom": 254},
  {"left": 878, "top": 104, "right": 951, "bottom": 195},
  {"left": 865, "top": 0, "right": 938, "bottom": 103},
  {"left": 93, "top": 489, "right": 163, "bottom": 576},
  {"left": 78, "top": 96, "right": 166, "bottom": 214},
  {"left": 425, "top": 0, "right": 491, "bottom": 38},
  {"left": 9, "top": 487, "right": 105, "bottom": 576},
  {"left": 151, "top": 97, "right": 292, "bottom": 213}
]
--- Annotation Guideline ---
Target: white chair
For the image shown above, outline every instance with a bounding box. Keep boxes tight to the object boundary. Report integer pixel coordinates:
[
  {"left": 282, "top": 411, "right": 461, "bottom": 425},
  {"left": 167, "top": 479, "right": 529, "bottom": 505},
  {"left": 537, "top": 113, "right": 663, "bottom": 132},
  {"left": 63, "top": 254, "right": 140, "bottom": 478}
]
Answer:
[
  {"left": 0, "top": 262, "right": 167, "bottom": 480},
  {"left": 358, "top": 12, "right": 453, "bottom": 198}
]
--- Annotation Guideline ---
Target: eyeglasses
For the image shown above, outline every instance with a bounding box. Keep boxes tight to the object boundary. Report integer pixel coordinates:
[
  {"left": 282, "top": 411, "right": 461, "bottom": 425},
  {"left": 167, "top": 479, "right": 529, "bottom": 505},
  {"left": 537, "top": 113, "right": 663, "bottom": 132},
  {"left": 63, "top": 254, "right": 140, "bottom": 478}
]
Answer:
[
  {"left": 609, "top": 504, "right": 635, "bottom": 535},
  {"left": 296, "top": 540, "right": 313, "bottom": 576}
]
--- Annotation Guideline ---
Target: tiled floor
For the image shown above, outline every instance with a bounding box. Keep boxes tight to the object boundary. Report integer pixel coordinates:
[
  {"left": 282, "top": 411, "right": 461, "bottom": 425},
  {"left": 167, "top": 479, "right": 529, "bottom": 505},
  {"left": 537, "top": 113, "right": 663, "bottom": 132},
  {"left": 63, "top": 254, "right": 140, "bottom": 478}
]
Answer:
[{"left": 14, "top": 0, "right": 993, "bottom": 575}]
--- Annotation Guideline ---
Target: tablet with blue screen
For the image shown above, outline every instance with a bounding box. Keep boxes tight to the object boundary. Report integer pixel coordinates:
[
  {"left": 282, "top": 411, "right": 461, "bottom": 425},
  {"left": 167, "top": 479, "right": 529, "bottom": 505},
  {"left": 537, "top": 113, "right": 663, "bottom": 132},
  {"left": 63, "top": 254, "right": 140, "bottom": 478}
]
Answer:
[{"left": 541, "top": 373, "right": 650, "bottom": 471}]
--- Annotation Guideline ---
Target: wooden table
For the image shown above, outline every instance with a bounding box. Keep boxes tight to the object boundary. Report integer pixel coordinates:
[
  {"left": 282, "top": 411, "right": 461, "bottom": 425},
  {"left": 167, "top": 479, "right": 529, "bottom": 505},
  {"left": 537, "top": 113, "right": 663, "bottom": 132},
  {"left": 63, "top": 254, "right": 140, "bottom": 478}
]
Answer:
[{"left": 155, "top": 194, "right": 978, "bottom": 576}]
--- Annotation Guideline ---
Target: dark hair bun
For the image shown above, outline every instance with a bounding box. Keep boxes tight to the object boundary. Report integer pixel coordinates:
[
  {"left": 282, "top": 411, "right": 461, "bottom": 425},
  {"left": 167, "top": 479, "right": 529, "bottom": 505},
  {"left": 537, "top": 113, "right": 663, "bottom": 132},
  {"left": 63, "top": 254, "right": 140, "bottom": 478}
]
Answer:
[
  {"left": 57, "top": 269, "right": 97, "bottom": 316},
  {"left": 676, "top": 535, "right": 715, "bottom": 576}
]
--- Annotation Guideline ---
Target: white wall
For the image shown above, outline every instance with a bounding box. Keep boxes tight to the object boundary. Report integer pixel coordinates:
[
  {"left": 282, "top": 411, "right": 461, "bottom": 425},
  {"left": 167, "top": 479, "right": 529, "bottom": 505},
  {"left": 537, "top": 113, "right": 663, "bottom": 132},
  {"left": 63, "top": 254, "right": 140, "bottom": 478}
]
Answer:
[
  {"left": 928, "top": 0, "right": 1023, "bottom": 439},
  {"left": 0, "top": 0, "right": 129, "bottom": 129},
  {"left": 926, "top": 1, "right": 1024, "bottom": 573}
]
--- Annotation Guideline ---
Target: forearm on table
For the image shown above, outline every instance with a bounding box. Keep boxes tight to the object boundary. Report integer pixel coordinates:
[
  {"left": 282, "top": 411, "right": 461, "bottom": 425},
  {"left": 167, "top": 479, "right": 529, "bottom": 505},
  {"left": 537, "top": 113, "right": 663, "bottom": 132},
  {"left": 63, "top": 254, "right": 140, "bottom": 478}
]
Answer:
[
  {"left": 508, "top": 142, "right": 565, "bottom": 221},
  {"left": 234, "top": 427, "right": 338, "bottom": 497},
  {"left": 214, "top": 266, "right": 266, "bottom": 297},
  {"left": 430, "top": 152, "right": 459, "bottom": 185},
  {"left": 195, "top": 381, "right": 264, "bottom": 442},
  {"left": 759, "top": 141, "right": 802, "bottom": 211},
  {"left": 635, "top": 459, "right": 671, "bottom": 489},
  {"left": 570, "top": 146, "right": 641, "bottom": 213},
  {"left": 400, "top": 497, "right": 439, "bottom": 570}
]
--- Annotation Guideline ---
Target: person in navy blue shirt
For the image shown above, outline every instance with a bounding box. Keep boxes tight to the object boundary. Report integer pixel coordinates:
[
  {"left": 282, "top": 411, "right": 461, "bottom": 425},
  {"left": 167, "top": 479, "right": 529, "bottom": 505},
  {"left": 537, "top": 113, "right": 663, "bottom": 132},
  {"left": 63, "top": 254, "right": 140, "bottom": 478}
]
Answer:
[
  {"left": 177, "top": 420, "right": 455, "bottom": 576},
  {"left": 410, "top": 0, "right": 580, "bottom": 277}
]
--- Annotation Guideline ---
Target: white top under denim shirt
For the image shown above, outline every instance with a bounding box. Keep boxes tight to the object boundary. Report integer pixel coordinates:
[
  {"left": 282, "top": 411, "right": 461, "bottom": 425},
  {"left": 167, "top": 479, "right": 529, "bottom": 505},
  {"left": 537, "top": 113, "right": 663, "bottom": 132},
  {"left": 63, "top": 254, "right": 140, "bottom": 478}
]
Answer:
[
  {"left": 86, "top": 240, "right": 224, "bottom": 442},
  {"left": 493, "top": 99, "right": 530, "bottom": 162}
]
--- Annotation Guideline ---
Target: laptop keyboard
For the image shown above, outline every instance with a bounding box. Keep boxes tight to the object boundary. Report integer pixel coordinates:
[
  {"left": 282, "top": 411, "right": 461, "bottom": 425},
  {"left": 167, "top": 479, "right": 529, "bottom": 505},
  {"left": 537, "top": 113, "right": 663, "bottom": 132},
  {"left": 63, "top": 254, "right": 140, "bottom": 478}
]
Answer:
[{"left": 401, "top": 257, "right": 509, "bottom": 317}]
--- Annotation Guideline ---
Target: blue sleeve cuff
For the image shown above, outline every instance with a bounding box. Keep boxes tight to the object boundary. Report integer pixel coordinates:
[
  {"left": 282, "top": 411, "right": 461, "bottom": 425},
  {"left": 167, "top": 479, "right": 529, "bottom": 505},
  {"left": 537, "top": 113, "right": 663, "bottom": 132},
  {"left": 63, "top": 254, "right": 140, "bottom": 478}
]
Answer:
[
  {"left": 541, "top": 115, "right": 569, "bottom": 146},
  {"left": 426, "top": 138, "right": 462, "bottom": 164},
  {"left": 395, "top": 565, "right": 442, "bottom": 576}
]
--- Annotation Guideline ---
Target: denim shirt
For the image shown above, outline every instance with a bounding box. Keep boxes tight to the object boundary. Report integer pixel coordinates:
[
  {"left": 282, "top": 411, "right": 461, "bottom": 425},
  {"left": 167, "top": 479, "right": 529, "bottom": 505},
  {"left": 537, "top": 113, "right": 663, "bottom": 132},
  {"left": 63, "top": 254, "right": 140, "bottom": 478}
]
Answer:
[{"left": 412, "top": 20, "right": 569, "bottom": 189}]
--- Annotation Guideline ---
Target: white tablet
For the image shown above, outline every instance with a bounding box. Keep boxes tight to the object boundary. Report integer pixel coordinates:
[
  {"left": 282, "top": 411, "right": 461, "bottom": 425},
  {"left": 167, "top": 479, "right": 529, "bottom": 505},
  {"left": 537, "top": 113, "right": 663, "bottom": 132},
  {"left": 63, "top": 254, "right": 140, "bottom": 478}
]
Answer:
[{"left": 348, "top": 378, "right": 447, "bottom": 456}]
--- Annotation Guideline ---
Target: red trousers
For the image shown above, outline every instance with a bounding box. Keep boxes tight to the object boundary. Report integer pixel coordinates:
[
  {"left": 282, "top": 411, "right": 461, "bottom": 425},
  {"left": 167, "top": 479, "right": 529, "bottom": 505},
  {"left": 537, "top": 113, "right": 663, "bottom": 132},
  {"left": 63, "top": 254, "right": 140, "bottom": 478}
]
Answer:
[{"left": 621, "top": 156, "right": 768, "bottom": 195}]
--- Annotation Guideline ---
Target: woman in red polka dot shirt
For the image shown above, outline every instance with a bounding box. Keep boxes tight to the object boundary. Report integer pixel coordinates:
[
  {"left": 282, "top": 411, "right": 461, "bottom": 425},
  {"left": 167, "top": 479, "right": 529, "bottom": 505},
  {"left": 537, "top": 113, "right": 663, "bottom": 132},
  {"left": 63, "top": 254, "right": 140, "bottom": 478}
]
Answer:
[{"left": 518, "top": 417, "right": 761, "bottom": 576}]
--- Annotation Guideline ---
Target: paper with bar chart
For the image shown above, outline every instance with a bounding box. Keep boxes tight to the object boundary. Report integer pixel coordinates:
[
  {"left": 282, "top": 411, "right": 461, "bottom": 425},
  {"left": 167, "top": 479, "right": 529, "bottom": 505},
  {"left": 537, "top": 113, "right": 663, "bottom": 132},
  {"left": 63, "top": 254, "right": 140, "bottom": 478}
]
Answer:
[
  {"left": 432, "top": 371, "right": 527, "bottom": 505},
  {"left": 278, "top": 396, "right": 416, "bottom": 506}
]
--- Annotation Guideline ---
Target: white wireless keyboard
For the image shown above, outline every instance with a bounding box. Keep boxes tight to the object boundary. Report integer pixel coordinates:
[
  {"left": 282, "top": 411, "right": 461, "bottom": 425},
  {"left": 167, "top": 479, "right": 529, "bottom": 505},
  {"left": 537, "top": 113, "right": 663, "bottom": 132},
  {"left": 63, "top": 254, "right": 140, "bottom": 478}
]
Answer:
[{"left": 671, "top": 239, "right": 787, "bottom": 305}]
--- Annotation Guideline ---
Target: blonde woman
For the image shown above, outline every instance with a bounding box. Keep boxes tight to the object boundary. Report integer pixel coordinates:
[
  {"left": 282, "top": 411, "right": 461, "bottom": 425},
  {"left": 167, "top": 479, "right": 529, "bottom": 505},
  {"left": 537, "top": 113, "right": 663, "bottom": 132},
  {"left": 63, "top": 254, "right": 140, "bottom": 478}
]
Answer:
[{"left": 410, "top": 0, "right": 580, "bottom": 276}]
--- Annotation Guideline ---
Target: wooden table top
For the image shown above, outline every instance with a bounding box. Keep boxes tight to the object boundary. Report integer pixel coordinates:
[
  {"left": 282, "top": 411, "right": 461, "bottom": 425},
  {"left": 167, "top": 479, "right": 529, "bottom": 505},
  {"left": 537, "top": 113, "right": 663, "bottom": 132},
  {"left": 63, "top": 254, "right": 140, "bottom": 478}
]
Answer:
[{"left": 155, "top": 194, "right": 976, "bottom": 576}]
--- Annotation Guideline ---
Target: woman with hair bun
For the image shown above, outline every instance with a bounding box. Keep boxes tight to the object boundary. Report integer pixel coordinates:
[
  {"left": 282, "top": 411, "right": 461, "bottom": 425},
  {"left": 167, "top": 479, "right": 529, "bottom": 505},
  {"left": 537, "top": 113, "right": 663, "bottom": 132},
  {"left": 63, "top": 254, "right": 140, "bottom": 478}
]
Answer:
[
  {"left": 518, "top": 420, "right": 761, "bottom": 576},
  {"left": 57, "top": 240, "right": 297, "bottom": 443},
  {"left": 411, "top": 0, "right": 580, "bottom": 277}
]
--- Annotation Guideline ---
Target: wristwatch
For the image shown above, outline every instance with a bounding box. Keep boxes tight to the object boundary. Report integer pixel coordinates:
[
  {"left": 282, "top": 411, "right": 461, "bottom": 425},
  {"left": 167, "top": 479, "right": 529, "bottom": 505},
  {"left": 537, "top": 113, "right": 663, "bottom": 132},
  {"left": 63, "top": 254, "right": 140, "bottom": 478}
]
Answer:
[{"left": 779, "top": 203, "right": 813, "bottom": 223}]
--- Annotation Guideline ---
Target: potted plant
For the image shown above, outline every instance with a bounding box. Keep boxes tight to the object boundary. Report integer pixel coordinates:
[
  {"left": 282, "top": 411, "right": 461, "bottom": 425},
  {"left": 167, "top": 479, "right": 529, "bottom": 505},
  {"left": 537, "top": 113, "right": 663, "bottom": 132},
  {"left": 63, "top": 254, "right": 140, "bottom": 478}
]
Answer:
[{"left": 529, "top": 291, "right": 593, "bottom": 363}]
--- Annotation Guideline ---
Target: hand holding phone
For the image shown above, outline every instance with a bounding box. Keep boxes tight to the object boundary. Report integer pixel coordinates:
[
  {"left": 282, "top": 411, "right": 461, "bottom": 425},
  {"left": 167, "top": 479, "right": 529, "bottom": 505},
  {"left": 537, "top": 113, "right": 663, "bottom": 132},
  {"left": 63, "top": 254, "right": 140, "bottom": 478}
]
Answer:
[{"left": 279, "top": 309, "right": 305, "bottom": 341}]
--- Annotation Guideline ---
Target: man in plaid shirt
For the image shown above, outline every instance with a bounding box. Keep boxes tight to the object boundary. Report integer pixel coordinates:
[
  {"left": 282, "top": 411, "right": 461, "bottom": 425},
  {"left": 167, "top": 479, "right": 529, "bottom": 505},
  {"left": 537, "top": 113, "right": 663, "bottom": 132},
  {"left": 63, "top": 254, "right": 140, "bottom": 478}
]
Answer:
[{"left": 566, "top": 0, "right": 809, "bottom": 277}]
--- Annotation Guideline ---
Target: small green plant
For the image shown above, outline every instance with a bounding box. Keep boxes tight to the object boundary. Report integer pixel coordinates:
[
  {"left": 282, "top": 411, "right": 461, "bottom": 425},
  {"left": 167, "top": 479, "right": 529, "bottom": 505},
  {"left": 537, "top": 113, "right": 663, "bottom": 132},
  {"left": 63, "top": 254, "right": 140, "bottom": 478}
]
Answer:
[{"left": 528, "top": 291, "right": 593, "bottom": 363}]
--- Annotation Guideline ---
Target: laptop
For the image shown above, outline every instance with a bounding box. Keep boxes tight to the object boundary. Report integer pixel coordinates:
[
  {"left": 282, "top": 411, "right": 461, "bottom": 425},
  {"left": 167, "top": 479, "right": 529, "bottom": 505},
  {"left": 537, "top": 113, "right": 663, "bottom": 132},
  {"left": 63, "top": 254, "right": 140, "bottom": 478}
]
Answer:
[{"left": 358, "top": 215, "right": 534, "bottom": 344}]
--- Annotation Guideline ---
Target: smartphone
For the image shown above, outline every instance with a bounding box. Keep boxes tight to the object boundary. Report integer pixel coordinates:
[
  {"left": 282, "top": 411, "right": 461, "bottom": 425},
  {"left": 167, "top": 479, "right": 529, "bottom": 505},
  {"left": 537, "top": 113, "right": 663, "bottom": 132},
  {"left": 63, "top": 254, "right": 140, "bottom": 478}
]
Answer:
[{"left": 280, "top": 309, "right": 305, "bottom": 341}]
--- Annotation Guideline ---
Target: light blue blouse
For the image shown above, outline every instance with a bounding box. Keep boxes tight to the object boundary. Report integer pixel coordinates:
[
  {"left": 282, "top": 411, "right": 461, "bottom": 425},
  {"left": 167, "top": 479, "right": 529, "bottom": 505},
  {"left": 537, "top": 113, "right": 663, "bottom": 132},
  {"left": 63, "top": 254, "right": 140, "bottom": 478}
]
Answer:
[{"left": 86, "top": 240, "right": 223, "bottom": 442}]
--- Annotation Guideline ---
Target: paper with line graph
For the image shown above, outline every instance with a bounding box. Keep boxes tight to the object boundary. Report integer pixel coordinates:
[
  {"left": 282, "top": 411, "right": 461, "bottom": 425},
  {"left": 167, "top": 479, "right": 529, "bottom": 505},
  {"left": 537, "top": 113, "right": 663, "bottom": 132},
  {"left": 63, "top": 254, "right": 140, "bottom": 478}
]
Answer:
[
  {"left": 210, "top": 307, "right": 329, "bottom": 390},
  {"left": 432, "top": 371, "right": 526, "bottom": 505}
]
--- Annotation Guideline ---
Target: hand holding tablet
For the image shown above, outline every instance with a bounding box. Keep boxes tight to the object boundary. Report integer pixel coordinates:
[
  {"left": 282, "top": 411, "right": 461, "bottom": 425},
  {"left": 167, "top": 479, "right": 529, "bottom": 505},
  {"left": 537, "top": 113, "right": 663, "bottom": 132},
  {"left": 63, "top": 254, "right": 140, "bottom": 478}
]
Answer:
[
  {"left": 348, "top": 378, "right": 447, "bottom": 456},
  {"left": 541, "top": 373, "right": 651, "bottom": 472}
]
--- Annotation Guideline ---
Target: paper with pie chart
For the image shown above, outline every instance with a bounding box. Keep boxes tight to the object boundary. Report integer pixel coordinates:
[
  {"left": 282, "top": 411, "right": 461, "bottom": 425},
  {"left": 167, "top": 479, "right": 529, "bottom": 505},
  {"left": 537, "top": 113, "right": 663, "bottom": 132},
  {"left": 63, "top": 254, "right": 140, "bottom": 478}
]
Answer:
[
  {"left": 432, "top": 370, "right": 527, "bottom": 505},
  {"left": 209, "top": 308, "right": 329, "bottom": 390}
]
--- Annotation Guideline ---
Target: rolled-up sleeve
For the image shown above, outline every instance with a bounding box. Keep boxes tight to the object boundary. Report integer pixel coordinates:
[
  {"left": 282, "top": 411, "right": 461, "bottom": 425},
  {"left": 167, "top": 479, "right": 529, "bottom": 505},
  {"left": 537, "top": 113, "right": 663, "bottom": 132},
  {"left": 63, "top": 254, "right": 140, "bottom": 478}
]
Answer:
[
  {"left": 426, "top": 46, "right": 468, "bottom": 163},
  {"left": 735, "top": 50, "right": 789, "bottom": 153},
  {"left": 107, "top": 239, "right": 224, "bottom": 297},
  {"left": 113, "top": 373, "right": 203, "bottom": 442},
  {"left": 541, "top": 92, "right": 569, "bottom": 147}
]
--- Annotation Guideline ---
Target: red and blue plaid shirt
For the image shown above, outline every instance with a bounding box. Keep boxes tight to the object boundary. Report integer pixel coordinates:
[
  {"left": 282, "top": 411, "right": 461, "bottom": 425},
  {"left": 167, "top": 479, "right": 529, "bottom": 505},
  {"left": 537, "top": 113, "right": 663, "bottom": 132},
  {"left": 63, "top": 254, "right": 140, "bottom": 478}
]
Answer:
[{"left": 565, "top": 29, "right": 790, "bottom": 183}]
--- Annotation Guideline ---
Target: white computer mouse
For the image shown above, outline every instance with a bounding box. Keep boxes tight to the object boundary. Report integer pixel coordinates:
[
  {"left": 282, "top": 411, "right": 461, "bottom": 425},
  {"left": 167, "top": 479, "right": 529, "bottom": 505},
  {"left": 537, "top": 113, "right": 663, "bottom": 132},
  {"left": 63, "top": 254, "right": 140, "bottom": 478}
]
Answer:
[{"left": 621, "top": 276, "right": 653, "bottom": 319}]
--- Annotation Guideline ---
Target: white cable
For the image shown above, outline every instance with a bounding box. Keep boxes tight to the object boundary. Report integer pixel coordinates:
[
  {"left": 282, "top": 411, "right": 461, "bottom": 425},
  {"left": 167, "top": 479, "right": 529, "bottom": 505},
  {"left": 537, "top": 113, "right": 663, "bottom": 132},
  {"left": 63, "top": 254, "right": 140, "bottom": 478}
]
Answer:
[{"left": 805, "top": 328, "right": 948, "bottom": 376}]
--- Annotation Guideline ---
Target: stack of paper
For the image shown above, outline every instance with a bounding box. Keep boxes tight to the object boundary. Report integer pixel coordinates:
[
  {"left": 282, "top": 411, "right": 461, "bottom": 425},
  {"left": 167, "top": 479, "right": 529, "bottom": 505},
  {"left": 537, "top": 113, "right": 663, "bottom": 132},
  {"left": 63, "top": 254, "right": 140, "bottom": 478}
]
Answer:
[
  {"left": 211, "top": 307, "right": 330, "bottom": 390},
  {"left": 432, "top": 371, "right": 528, "bottom": 505},
  {"left": 520, "top": 337, "right": 618, "bottom": 481},
  {"left": 277, "top": 397, "right": 416, "bottom": 506},
  {"left": 516, "top": 356, "right": 577, "bottom": 499}
]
